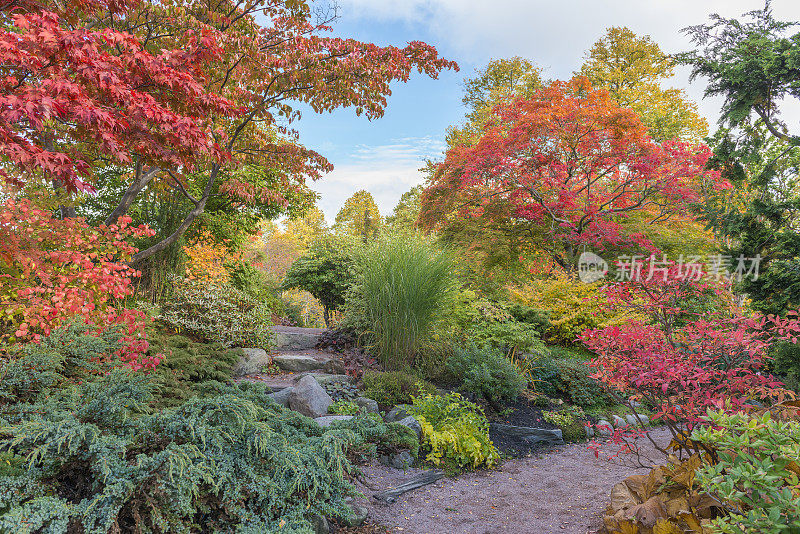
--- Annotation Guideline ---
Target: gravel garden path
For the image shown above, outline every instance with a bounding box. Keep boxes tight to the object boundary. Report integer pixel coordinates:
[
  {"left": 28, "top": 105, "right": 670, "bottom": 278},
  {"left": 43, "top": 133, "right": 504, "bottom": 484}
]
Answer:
[
  {"left": 352, "top": 428, "right": 671, "bottom": 534},
  {"left": 235, "top": 327, "right": 669, "bottom": 534}
]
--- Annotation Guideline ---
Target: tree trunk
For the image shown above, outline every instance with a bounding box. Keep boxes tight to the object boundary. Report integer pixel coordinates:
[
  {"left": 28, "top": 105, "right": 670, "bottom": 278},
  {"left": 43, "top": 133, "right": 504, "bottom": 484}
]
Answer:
[
  {"left": 104, "top": 163, "right": 160, "bottom": 226},
  {"left": 129, "top": 165, "right": 218, "bottom": 264}
]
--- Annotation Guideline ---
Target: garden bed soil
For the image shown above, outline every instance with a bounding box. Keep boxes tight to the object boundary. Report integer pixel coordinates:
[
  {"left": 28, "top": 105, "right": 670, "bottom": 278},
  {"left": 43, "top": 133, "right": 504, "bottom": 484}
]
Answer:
[
  {"left": 485, "top": 396, "right": 562, "bottom": 457},
  {"left": 352, "top": 427, "right": 672, "bottom": 534}
]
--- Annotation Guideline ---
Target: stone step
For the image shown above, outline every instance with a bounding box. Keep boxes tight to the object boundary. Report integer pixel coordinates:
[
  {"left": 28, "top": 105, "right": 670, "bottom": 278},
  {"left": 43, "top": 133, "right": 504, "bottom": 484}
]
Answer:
[
  {"left": 271, "top": 326, "right": 325, "bottom": 351},
  {"left": 272, "top": 353, "right": 326, "bottom": 373}
]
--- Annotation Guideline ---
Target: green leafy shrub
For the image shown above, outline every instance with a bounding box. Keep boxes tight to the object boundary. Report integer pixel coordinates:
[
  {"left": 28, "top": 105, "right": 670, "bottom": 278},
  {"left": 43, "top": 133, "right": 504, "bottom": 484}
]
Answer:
[
  {"left": 409, "top": 392, "right": 499, "bottom": 469},
  {"left": 551, "top": 358, "right": 613, "bottom": 408},
  {"left": 361, "top": 371, "right": 436, "bottom": 409},
  {"left": 506, "top": 303, "right": 551, "bottom": 334},
  {"left": 446, "top": 344, "right": 526, "bottom": 408},
  {"left": 356, "top": 233, "right": 457, "bottom": 369},
  {"left": 693, "top": 410, "right": 800, "bottom": 534},
  {"left": 466, "top": 300, "right": 549, "bottom": 356},
  {"left": 383, "top": 422, "right": 420, "bottom": 459},
  {"left": 771, "top": 340, "right": 800, "bottom": 392},
  {"left": 542, "top": 406, "right": 587, "bottom": 442},
  {"left": 159, "top": 276, "right": 274, "bottom": 348},
  {"left": 527, "top": 357, "right": 560, "bottom": 396},
  {"left": 282, "top": 234, "right": 359, "bottom": 326},
  {"left": 229, "top": 261, "right": 288, "bottom": 314},
  {"left": 329, "top": 400, "right": 361, "bottom": 415},
  {"left": 0, "top": 327, "right": 408, "bottom": 533}
]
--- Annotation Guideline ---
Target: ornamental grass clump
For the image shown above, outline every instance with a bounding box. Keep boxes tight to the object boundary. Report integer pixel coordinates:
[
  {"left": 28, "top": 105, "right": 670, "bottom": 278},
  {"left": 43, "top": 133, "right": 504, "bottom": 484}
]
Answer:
[{"left": 359, "top": 234, "right": 457, "bottom": 369}]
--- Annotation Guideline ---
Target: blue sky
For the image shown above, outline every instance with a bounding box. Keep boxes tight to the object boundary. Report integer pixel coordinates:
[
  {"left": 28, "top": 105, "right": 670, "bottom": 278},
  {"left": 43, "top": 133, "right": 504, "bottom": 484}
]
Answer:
[{"left": 294, "top": 0, "right": 800, "bottom": 221}]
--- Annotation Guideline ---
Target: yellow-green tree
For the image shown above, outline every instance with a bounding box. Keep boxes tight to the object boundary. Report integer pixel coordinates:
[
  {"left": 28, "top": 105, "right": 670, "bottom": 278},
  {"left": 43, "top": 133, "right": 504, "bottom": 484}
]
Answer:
[
  {"left": 334, "top": 190, "right": 383, "bottom": 241},
  {"left": 284, "top": 207, "right": 327, "bottom": 250},
  {"left": 447, "top": 57, "right": 544, "bottom": 148},
  {"left": 579, "top": 27, "right": 708, "bottom": 141}
]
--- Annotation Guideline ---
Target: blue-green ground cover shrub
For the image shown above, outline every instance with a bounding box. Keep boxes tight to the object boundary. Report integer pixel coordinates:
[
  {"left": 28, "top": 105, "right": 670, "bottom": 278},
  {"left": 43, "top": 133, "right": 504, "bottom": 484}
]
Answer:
[{"left": 0, "top": 324, "right": 407, "bottom": 533}]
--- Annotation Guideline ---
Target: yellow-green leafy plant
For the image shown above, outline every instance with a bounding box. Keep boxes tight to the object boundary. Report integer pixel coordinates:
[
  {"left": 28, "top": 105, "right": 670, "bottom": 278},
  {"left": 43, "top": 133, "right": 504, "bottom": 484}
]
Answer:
[
  {"left": 409, "top": 392, "right": 500, "bottom": 469},
  {"left": 509, "top": 273, "right": 647, "bottom": 344}
]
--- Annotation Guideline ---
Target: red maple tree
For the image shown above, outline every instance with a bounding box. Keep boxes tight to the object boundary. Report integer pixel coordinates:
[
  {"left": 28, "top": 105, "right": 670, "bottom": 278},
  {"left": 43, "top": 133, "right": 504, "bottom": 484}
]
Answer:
[
  {"left": 0, "top": 0, "right": 457, "bottom": 260},
  {"left": 422, "top": 77, "right": 726, "bottom": 269}
]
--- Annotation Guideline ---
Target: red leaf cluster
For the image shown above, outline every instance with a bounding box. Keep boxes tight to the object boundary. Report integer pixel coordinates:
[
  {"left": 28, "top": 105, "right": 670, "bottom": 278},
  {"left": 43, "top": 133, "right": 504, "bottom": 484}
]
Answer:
[
  {"left": 580, "top": 260, "right": 797, "bottom": 455},
  {"left": 0, "top": 3, "right": 235, "bottom": 193},
  {"left": 0, "top": 199, "right": 159, "bottom": 370}
]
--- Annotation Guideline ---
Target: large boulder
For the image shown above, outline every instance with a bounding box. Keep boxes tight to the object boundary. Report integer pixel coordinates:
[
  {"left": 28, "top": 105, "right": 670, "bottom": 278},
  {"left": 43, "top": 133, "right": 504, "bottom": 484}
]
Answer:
[
  {"left": 490, "top": 423, "right": 564, "bottom": 447},
  {"left": 385, "top": 404, "right": 411, "bottom": 423},
  {"left": 272, "top": 354, "right": 325, "bottom": 373},
  {"left": 231, "top": 348, "right": 270, "bottom": 377},
  {"left": 397, "top": 416, "right": 422, "bottom": 439},
  {"left": 288, "top": 375, "right": 333, "bottom": 418}
]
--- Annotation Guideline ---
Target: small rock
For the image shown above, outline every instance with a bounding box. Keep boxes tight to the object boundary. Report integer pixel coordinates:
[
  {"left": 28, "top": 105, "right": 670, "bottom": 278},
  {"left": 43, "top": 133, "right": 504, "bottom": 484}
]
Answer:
[
  {"left": 629, "top": 400, "right": 642, "bottom": 408},
  {"left": 314, "top": 415, "right": 354, "bottom": 428},
  {"left": 391, "top": 451, "right": 414, "bottom": 469},
  {"left": 343, "top": 498, "right": 369, "bottom": 527},
  {"left": 597, "top": 420, "right": 613, "bottom": 437},
  {"left": 397, "top": 416, "right": 422, "bottom": 439},
  {"left": 354, "top": 397, "right": 379, "bottom": 414},
  {"left": 612, "top": 415, "right": 628, "bottom": 428},
  {"left": 585, "top": 423, "right": 595, "bottom": 438},
  {"left": 385, "top": 405, "right": 411, "bottom": 423},
  {"left": 322, "top": 360, "right": 347, "bottom": 375},
  {"left": 267, "top": 387, "right": 293, "bottom": 407},
  {"left": 288, "top": 375, "right": 333, "bottom": 418},
  {"left": 272, "top": 354, "right": 325, "bottom": 373},
  {"left": 379, "top": 454, "right": 391, "bottom": 466},
  {"left": 626, "top": 413, "right": 649, "bottom": 427}
]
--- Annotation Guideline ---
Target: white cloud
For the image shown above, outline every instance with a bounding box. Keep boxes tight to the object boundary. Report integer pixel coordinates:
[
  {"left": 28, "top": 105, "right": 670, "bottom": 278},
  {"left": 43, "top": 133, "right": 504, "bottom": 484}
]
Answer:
[
  {"left": 336, "top": 0, "right": 800, "bottom": 124},
  {"left": 311, "top": 136, "right": 440, "bottom": 220}
]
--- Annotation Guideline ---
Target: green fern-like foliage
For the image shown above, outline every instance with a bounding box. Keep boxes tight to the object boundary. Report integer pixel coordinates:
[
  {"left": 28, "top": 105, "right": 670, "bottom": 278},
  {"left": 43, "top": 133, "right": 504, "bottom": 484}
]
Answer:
[{"left": 0, "top": 325, "right": 406, "bottom": 533}]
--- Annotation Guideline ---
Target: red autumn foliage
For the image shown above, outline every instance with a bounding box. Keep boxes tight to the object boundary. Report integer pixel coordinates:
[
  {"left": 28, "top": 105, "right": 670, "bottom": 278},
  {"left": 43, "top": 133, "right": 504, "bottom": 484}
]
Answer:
[
  {"left": 0, "top": 1, "right": 235, "bottom": 194},
  {"left": 580, "top": 260, "right": 798, "bottom": 458},
  {"left": 0, "top": 199, "right": 159, "bottom": 370},
  {"left": 422, "top": 77, "right": 728, "bottom": 267},
  {"left": 0, "top": 0, "right": 457, "bottom": 263}
]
